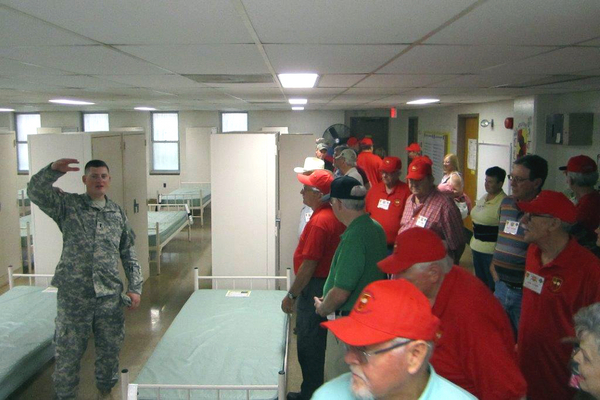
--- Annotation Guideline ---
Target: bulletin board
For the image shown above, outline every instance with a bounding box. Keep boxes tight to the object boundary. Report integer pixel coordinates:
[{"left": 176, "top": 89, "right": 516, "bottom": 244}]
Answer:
[{"left": 422, "top": 132, "right": 449, "bottom": 184}]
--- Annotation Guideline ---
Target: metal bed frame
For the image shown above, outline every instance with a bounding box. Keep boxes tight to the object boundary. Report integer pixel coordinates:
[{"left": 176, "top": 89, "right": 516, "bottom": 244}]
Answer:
[
  {"left": 148, "top": 203, "right": 193, "bottom": 275},
  {"left": 157, "top": 181, "right": 211, "bottom": 227}
]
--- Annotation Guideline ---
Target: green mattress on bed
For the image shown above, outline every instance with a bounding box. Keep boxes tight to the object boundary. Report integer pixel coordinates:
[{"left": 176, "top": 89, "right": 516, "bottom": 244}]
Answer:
[
  {"left": 0, "top": 286, "right": 57, "bottom": 400},
  {"left": 160, "top": 185, "right": 211, "bottom": 208},
  {"left": 147, "top": 211, "right": 188, "bottom": 247},
  {"left": 134, "top": 289, "right": 288, "bottom": 399}
]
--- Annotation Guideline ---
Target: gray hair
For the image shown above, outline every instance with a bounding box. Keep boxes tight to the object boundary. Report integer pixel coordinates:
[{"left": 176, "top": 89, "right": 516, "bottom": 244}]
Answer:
[
  {"left": 560, "top": 220, "right": 574, "bottom": 233},
  {"left": 575, "top": 302, "right": 600, "bottom": 350},
  {"left": 411, "top": 255, "right": 452, "bottom": 274},
  {"left": 338, "top": 185, "right": 367, "bottom": 211},
  {"left": 568, "top": 171, "right": 599, "bottom": 187},
  {"left": 390, "top": 337, "right": 434, "bottom": 366},
  {"left": 334, "top": 145, "right": 349, "bottom": 155}
]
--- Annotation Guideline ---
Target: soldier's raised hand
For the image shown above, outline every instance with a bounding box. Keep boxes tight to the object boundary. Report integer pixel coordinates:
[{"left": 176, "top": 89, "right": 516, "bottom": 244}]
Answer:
[{"left": 51, "top": 158, "right": 80, "bottom": 173}]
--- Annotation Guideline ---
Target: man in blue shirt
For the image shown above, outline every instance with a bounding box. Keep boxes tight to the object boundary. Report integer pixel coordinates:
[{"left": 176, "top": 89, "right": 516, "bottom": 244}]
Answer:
[{"left": 312, "top": 279, "right": 475, "bottom": 400}]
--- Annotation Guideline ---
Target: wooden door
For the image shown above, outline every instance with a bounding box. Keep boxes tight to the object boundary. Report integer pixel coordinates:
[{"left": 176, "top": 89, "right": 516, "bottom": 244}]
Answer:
[
  {"left": 462, "top": 118, "right": 479, "bottom": 230},
  {"left": 0, "top": 133, "right": 22, "bottom": 282}
]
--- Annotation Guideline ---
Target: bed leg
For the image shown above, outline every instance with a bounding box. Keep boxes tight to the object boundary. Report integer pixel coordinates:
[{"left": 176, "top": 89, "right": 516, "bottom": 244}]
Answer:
[
  {"left": 286, "top": 268, "right": 291, "bottom": 291},
  {"left": 121, "top": 369, "right": 129, "bottom": 400},
  {"left": 278, "top": 370, "right": 286, "bottom": 400},
  {"left": 194, "top": 267, "right": 199, "bottom": 291},
  {"left": 156, "top": 222, "right": 161, "bottom": 275},
  {"left": 8, "top": 265, "right": 14, "bottom": 290}
]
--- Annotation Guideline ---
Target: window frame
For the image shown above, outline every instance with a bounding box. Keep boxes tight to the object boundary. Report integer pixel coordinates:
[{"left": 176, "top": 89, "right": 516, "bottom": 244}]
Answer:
[
  {"left": 82, "top": 112, "right": 110, "bottom": 132},
  {"left": 150, "top": 111, "right": 180, "bottom": 175},
  {"left": 15, "top": 112, "right": 41, "bottom": 174},
  {"left": 220, "top": 111, "right": 249, "bottom": 133}
]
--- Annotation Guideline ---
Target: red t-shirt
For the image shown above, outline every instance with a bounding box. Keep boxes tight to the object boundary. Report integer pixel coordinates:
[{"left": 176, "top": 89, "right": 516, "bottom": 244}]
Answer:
[
  {"left": 365, "top": 181, "right": 410, "bottom": 244},
  {"left": 518, "top": 238, "right": 600, "bottom": 400},
  {"left": 357, "top": 152, "right": 383, "bottom": 185},
  {"left": 576, "top": 190, "right": 600, "bottom": 232},
  {"left": 431, "top": 267, "right": 527, "bottom": 400},
  {"left": 293, "top": 204, "right": 346, "bottom": 278}
]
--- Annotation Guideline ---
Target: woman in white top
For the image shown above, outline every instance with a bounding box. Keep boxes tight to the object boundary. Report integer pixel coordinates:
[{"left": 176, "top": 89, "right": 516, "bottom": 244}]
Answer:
[{"left": 438, "top": 153, "right": 463, "bottom": 197}]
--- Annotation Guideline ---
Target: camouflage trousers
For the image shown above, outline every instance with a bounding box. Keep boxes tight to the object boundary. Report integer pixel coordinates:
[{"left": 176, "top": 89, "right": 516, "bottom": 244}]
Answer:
[{"left": 53, "top": 290, "right": 125, "bottom": 400}]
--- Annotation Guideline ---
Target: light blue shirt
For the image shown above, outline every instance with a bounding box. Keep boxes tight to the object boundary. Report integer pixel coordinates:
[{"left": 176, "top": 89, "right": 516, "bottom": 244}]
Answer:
[{"left": 312, "top": 365, "right": 476, "bottom": 399}]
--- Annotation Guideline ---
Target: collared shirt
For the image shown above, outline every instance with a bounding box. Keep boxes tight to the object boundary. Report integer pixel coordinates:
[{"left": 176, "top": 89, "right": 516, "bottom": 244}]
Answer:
[
  {"left": 322, "top": 214, "right": 386, "bottom": 312},
  {"left": 365, "top": 180, "right": 411, "bottom": 244},
  {"left": 357, "top": 152, "right": 383, "bottom": 185},
  {"left": 570, "top": 190, "right": 600, "bottom": 253},
  {"left": 469, "top": 191, "right": 506, "bottom": 254},
  {"left": 293, "top": 204, "right": 346, "bottom": 278},
  {"left": 518, "top": 238, "right": 600, "bottom": 400},
  {"left": 431, "top": 267, "right": 527, "bottom": 400},
  {"left": 491, "top": 196, "right": 529, "bottom": 285},
  {"left": 28, "top": 164, "right": 143, "bottom": 297},
  {"left": 312, "top": 366, "right": 476, "bottom": 400},
  {"left": 298, "top": 205, "right": 313, "bottom": 237},
  {"left": 399, "top": 189, "right": 464, "bottom": 252},
  {"left": 344, "top": 167, "right": 364, "bottom": 185}
]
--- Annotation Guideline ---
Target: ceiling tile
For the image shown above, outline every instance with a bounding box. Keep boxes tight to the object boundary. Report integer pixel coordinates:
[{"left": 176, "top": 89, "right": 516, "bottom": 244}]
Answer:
[
  {"left": 345, "top": 87, "right": 412, "bottom": 96},
  {"left": 356, "top": 74, "right": 459, "bottom": 88},
  {"left": 429, "top": 73, "right": 550, "bottom": 88},
  {"left": 99, "top": 74, "right": 204, "bottom": 89},
  {"left": 317, "top": 75, "right": 367, "bottom": 88},
  {"left": 283, "top": 88, "right": 345, "bottom": 97},
  {"left": 486, "top": 47, "right": 600, "bottom": 75}
]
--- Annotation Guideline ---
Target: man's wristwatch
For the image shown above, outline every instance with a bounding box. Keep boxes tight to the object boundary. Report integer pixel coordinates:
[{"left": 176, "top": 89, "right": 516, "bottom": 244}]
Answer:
[{"left": 287, "top": 292, "right": 297, "bottom": 300}]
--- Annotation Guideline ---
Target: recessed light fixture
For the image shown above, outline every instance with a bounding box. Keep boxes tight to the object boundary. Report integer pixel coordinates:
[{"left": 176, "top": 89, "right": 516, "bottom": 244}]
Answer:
[
  {"left": 49, "top": 99, "right": 95, "bottom": 105},
  {"left": 278, "top": 73, "right": 319, "bottom": 88},
  {"left": 289, "top": 98, "right": 308, "bottom": 105},
  {"left": 406, "top": 98, "right": 440, "bottom": 105},
  {"left": 292, "top": 107, "right": 305, "bottom": 111},
  {"left": 134, "top": 107, "right": 157, "bottom": 111},
  {"left": 0, "top": 108, "right": 15, "bottom": 112}
]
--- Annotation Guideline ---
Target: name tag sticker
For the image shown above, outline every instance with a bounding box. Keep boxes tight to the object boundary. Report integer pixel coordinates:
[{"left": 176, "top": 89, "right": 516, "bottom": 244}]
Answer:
[
  {"left": 524, "top": 271, "right": 545, "bottom": 294},
  {"left": 504, "top": 220, "right": 520, "bottom": 235},
  {"left": 377, "top": 199, "right": 391, "bottom": 210},
  {"left": 305, "top": 211, "right": 313, "bottom": 222},
  {"left": 416, "top": 215, "right": 428, "bottom": 228}
]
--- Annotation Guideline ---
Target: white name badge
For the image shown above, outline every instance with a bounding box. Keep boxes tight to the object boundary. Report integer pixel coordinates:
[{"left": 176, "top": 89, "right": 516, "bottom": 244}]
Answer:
[
  {"left": 416, "top": 215, "right": 428, "bottom": 228},
  {"left": 504, "top": 220, "right": 520, "bottom": 235},
  {"left": 524, "top": 271, "right": 545, "bottom": 294},
  {"left": 377, "top": 199, "right": 391, "bottom": 210},
  {"left": 305, "top": 211, "right": 313, "bottom": 222}
]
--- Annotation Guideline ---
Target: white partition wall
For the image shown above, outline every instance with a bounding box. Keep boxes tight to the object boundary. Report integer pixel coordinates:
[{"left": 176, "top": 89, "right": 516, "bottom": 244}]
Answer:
[
  {"left": 211, "top": 133, "right": 278, "bottom": 286},
  {"left": 0, "top": 132, "right": 22, "bottom": 285},
  {"left": 184, "top": 127, "right": 215, "bottom": 182},
  {"left": 278, "top": 134, "right": 316, "bottom": 276}
]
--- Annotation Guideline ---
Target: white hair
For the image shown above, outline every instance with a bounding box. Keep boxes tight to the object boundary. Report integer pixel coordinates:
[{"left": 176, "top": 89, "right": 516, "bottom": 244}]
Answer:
[
  {"left": 411, "top": 256, "right": 452, "bottom": 274},
  {"left": 339, "top": 186, "right": 367, "bottom": 211}
]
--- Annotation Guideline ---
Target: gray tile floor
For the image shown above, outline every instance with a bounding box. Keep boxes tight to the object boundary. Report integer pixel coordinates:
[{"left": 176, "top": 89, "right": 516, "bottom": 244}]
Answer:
[{"left": 5, "top": 210, "right": 474, "bottom": 399}]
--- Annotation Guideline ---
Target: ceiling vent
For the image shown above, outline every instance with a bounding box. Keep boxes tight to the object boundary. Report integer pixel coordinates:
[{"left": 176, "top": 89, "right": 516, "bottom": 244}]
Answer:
[{"left": 183, "top": 74, "right": 274, "bottom": 84}]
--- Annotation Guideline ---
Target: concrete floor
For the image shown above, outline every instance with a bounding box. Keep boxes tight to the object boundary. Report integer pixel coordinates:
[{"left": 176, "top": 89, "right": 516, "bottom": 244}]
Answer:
[{"left": 5, "top": 209, "right": 475, "bottom": 399}]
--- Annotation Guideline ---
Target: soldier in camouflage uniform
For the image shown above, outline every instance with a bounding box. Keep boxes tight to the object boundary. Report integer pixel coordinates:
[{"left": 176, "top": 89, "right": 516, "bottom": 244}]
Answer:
[{"left": 28, "top": 158, "right": 143, "bottom": 400}]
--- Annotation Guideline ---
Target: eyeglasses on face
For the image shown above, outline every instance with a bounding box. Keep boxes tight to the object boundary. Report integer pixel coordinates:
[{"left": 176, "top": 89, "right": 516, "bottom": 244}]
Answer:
[
  {"left": 507, "top": 174, "right": 530, "bottom": 184},
  {"left": 344, "top": 340, "right": 413, "bottom": 364}
]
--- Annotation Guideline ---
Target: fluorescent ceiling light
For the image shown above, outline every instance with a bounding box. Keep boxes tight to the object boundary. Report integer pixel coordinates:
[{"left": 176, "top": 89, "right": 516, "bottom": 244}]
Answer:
[
  {"left": 292, "top": 107, "right": 304, "bottom": 111},
  {"left": 278, "top": 73, "right": 319, "bottom": 88},
  {"left": 134, "top": 107, "right": 157, "bottom": 111},
  {"left": 406, "top": 98, "right": 440, "bottom": 105},
  {"left": 289, "top": 98, "right": 308, "bottom": 105},
  {"left": 49, "top": 99, "right": 95, "bottom": 105},
  {"left": 0, "top": 108, "right": 14, "bottom": 112}
]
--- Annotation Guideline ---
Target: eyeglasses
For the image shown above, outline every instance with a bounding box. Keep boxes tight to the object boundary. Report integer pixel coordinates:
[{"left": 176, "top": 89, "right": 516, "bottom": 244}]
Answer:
[
  {"left": 507, "top": 174, "right": 530, "bottom": 184},
  {"left": 344, "top": 340, "right": 412, "bottom": 364}
]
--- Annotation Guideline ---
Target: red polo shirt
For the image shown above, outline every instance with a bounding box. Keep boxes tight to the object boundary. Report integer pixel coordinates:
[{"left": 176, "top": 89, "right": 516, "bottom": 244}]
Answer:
[
  {"left": 293, "top": 203, "right": 346, "bottom": 278},
  {"left": 357, "top": 151, "right": 383, "bottom": 185},
  {"left": 365, "top": 180, "right": 410, "bottom": 244},
  {"left": 576, "top": 190, "right": 600, "bottom": 232},
  {"left": 431, "top": 267, "right": 527, "bottom": 400},
  {"left": 518, "top": 238, "right": 600, "bottom": 400}
]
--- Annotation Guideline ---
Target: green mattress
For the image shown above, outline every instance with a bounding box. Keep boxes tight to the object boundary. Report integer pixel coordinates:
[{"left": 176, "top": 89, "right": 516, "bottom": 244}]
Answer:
[
  {"left": 160, "top": 185, "right": 211, "bottom": 208},
  {"left": 20, "top": 215, "right": 32, "bottom": 247},
  {"left": 134, "top": 289, "right": 288, "bottom": 399},
  {"left": 0, "top": 286, "right": 57, "bottom": 400},
  {"left": 148, "top": 211, "right": 188, "bottom": 247}
]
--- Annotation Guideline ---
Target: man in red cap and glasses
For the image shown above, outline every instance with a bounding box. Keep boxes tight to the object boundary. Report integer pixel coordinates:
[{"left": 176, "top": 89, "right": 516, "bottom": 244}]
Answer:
[
  {"left": 357, "top": 137, "right": 383, "bottom": 185},
  {"left": 379, "top": 227, "right": 527, "bottom": 400},
  {"left": 282, "top": 169, "right": 345, "bottom": 400},
  {"left": 312, "top": 279, "right": 475, "bottom": 399},
  {"left": 517, "top": 190, "right": 600, "bottom": 400},
  {"left": 366, "top": 156, "right": 411, "bottom": 252},
  {"left": 406, "top": 143, "right": 422, "bottom": 164}
]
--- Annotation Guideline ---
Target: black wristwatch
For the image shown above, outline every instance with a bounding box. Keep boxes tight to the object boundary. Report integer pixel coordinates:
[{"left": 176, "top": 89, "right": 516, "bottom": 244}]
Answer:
[{"left": 287, "top": 292, "right": 298, "bottom": 300}]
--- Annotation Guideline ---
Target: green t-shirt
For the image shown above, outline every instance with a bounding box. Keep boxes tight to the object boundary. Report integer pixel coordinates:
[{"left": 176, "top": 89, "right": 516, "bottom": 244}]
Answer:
[{"left": 323, "top": 214, "right": 387, "bottom": 311}]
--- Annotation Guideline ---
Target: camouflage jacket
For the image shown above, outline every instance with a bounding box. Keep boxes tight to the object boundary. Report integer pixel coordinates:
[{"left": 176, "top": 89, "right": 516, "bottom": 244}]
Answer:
[{"left": 28, "top": 164, "right": 143, "bottom": 297}]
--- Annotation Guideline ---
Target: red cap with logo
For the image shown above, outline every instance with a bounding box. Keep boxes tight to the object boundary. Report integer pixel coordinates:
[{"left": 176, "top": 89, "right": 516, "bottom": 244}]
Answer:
[
  {"left": 347, "top": 137, "right": 358, "bottom": 147},
  {"left": 360, "top": 137, "right": 374, "bottom": 146},
  {"left": 380, "top": 156, "right": 402, "bottom": 173},
  {"left": 559, "top": 155, "right": 597, "bottom": 174},
  {"left": 406, "top": 143, "right": 421, "bottom": 152},
  {"left": 406, "top": 157, "right": 433, "bottom": 180},
  {"left": 321, "top": 279, "right": 440, "bottom": 346},
  {"left": 378, "top": 227, "right": 447, "bottom": 274},
  {"left": 297, "top": 170, "right": 334, "bottom": 195},
  {"left": 517, "top": 190, "right": 577, "bottom": 223}
]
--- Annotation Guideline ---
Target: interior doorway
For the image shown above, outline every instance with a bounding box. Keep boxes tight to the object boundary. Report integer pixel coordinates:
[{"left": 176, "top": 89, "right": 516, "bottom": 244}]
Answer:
[
  {"left": 350, "top": 117, "right": 389, "bottom": 156},
  {"left": 457, "top": 115, "right": 479, "bottom": 231},
  {"left": 408, "top": 117, "right": 418, "bottom": 146}
]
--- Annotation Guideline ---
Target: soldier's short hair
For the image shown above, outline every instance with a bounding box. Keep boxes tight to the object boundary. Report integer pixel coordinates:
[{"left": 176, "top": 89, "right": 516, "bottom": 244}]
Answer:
[{"left": 85, "top": 159, "right": 110, "bottom": 174}]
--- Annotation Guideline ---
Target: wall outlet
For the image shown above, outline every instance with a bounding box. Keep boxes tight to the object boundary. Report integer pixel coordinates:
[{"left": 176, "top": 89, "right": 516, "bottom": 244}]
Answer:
[{"left": 163, "top": 183, "right": 167, "bottom": 188}]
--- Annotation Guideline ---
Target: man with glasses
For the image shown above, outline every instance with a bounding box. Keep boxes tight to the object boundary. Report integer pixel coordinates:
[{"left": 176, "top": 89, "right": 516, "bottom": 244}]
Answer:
[
  {"left": 314, "top": 176, "right": 387, "bottom": 381},
  {"left": 517, "top": 190, "right": 600, "bottom": 400},
  {"left": 379, "top": 227, "right": 527, "bottom": 400},
  {"left": 490, "top": 154, "right": 547, "bottom": 337},
  {"left": 281, "top": 169, "right": 345, "bottom": 400},
  {"left": 313, "top": 279, "right": 475, "bottom": 399}
]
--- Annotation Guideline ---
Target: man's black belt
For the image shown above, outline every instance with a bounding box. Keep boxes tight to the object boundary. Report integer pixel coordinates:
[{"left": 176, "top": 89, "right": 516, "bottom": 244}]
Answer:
[
  {"left": 472, "top": 223, "right": 499, "bottom": 242},
  {"left": 501, "top": 280, "right": 523, "bottom": 290}
]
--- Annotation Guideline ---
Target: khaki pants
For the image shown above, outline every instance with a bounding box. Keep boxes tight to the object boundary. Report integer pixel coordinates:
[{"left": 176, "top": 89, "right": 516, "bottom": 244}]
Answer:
[{"left": 324, "top": 330, "right": 349, "bottom": 381}]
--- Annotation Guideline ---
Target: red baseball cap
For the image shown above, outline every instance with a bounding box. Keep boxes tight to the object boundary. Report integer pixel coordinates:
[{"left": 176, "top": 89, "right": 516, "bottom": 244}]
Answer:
[
  {"left": 380, "top": 156, "right": 402, "bottom": 173},
  {"left": 517, "top": 190, "right": 577, "bottom": 223},
  {"left": 321, "top": 279, "right": 440, "bottom": 345},
  {"left": 559, "top": 155, "right": 597, "bottom": 174},
  {"left": 360, "top": 137, "right": 374, "bottom": 146},
  {"left": 297, "top": 170, "right": 334, "bottom": 195},
  {"left": 406, "top": 157, "right": 433, "bottom": 180},
  {"left": 378, "top": 228, "right": 447, "bottom": 274},
  {"left": 406, "top": 143, "right": 421, "bottom": 152},
  {"left": 347, "top": 137, "right": 358, "bottom": 147}
]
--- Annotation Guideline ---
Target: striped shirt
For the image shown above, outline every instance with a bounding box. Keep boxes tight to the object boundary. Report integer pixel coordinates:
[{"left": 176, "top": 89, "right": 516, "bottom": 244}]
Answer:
[{"left": 492, "top": 196, "right": 530, "bottom": 285}]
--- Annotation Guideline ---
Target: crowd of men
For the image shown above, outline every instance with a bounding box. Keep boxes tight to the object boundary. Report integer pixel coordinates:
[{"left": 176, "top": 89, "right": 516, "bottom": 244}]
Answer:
[{"left": 282, "top": 136, "right": 600, "bottom": 400}]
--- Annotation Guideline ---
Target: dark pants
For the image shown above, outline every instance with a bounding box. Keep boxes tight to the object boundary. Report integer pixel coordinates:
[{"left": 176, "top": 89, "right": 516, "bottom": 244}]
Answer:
[
  {"left": 296, "top": 277, "right": 327, "bottom": 399},
  {"left": 471, "top": 249, "right": 495, "bottom": 291}
]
